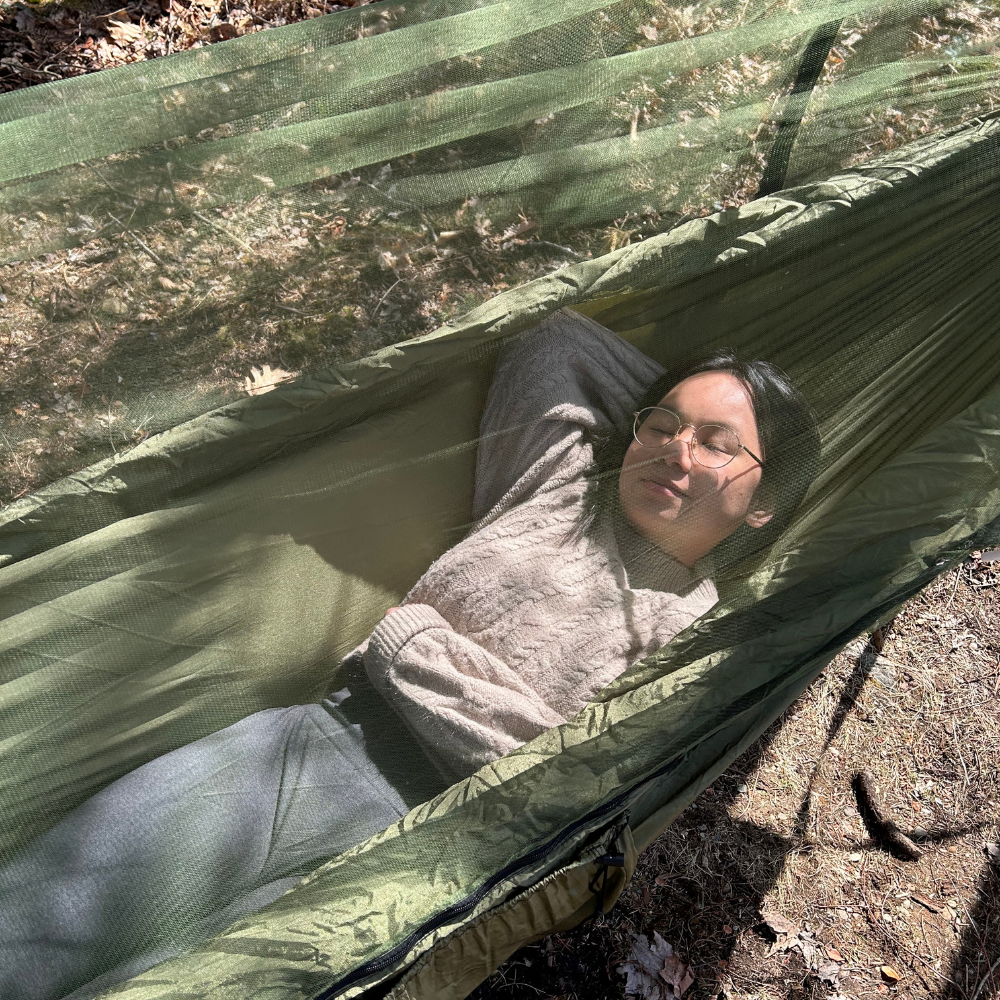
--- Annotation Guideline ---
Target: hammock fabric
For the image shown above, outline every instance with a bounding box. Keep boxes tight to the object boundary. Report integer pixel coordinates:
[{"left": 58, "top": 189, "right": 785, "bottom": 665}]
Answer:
[{"left": 1, "top": 0, "right": 1000, "bottom": 997}]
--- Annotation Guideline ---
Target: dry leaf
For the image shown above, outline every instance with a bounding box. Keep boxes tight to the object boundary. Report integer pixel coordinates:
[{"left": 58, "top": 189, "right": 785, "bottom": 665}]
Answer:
[
  {"left": 659, "top": 954, "right": 695, "bottom": 997},
  {"left": 640, "top": 23, "right": 659, "bottom": 40},
  {"left": 243, "top": 364, "right": 296, "bottom": 395},
  {"left": 985, "top": 842, "right": 1000, "bottom": 862},
  {"left": 818, "top": 962, "right": 841, "bottom": 985},
  {"left": 157, "top": 275, "right": 183, "bottom": 291},
  {"left": 499, "top": 218, "right": 536, "bottom": 241},
  {"left": 881, "top": 965, "right": 902, "bottom": 983},
  {"left": 760, "top": 911, "right": 799, "bottom": 938},
  {"left": 654, "top": 874, "right": 670, "bottom": 886},
  {"left": 209, "top": 22, "right": 238, "bottom": 41},
  {"left": 107, "top": 19, "right": 144, "bottom": 44},
  {"left": 827, "top": 948, "right": 843, "bottom": 961},
  {"left": 324, "top": 216, "right": 347, "bottom": 237},
  {"left": 619, "top": 932, "right": 691, "bottom": 1000}
]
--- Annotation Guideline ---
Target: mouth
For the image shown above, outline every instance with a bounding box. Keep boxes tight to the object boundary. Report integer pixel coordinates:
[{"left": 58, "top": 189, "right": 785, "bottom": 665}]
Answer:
[{"left": 639, "top": 476, "right": 687, "bottom": 500}]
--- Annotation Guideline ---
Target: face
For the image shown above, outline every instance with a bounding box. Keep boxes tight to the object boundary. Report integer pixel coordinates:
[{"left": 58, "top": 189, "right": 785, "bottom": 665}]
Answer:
[{"left": 618, "top": 371, "right": 773, "bottom": 568}]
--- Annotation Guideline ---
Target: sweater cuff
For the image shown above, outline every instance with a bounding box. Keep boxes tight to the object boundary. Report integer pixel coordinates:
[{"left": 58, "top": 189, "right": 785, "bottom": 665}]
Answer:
[{"left": 367, "top": 604, "right": 453, "bottom": 671}]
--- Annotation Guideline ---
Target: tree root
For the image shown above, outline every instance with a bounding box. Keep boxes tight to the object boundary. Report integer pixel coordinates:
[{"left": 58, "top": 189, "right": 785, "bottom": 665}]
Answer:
[{"left": 852, "top": 770, "right": 923, "bottom": 861}]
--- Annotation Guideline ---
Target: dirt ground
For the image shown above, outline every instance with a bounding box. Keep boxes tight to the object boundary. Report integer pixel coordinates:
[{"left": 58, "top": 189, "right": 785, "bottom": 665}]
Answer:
[{"left": 1, "top": 2, "right": 998, "bottom": 999}]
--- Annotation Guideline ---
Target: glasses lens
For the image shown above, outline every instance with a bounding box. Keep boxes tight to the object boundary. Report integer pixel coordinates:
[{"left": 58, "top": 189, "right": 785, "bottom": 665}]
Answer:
[
  {"left": 635, "top": 408, "right": 680, "bottom": 446},
  {"left": 694, "top": 424, "right": 740, "bottom": 467}
]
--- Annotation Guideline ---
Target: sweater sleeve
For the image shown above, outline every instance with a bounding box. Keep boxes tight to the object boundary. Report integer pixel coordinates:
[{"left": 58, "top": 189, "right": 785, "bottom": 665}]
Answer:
[
  {"left": 472, "top": 309, "right": 664, "bottom": 522},
  {"left": 364, "top": 605, "right": 565, "bottom": 782}
]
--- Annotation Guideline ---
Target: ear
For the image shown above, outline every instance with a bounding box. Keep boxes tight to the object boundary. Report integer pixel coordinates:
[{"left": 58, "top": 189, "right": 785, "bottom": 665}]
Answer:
[{"left": 744, "top": 506, "right": 774, "bottom": 530}]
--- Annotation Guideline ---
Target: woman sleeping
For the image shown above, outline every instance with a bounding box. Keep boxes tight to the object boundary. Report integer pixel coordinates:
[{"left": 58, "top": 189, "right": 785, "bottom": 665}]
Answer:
[{"left": 0, "top": 309, "right": 819, "bottom": 1000}]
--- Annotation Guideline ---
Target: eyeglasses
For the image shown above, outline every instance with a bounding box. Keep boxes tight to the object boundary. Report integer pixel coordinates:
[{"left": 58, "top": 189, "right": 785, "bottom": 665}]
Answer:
[{"left": 632, "top": 406, "right": 764, "bottom": 469}]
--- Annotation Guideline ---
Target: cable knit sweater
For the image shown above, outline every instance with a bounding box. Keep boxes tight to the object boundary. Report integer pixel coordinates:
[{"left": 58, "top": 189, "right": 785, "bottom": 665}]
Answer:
[{"left": 363, "top": 309, "right": 718, "bottom": 781}]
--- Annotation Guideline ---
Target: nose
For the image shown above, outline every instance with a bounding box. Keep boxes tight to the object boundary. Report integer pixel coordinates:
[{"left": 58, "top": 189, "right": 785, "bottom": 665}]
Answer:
[{"left": 660, "top": 425, "right": 696, "bottom": 471}]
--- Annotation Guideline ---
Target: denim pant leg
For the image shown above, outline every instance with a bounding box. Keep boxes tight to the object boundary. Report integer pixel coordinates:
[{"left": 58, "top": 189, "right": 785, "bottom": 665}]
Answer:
[{"left": 0, "top": 689, "right": 442, "bottom": 1000}]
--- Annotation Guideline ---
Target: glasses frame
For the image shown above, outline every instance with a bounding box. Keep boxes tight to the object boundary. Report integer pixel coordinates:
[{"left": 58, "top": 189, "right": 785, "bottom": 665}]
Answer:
[{"left": 631, "top": 406, "right": 764, "bottom": 469}]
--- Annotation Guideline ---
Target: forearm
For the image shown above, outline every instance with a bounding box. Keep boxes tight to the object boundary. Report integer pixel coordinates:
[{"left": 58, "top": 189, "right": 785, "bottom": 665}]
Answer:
[{"left": 364, "top": 605, "right": 564, "bottom": 781}]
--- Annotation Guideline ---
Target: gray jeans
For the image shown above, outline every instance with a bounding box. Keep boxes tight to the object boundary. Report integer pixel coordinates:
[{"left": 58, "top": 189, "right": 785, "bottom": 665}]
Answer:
[{"left": 0, "top": 678, "right": 445, "bottom": 1000}]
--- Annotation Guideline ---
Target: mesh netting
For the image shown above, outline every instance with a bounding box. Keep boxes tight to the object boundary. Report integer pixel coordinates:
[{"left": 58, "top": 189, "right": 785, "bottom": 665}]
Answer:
[{"left": 0, "top": 1, "right": 999, "bottom": 998}]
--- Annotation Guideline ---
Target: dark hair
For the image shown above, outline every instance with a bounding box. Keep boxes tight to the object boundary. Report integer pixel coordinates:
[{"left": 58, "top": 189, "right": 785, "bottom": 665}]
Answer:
[{"left": 582, "top": 350, "right": 821, "bottom": 567}]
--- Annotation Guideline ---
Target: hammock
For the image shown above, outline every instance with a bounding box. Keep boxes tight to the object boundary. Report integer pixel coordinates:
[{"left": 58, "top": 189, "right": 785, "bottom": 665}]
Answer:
[{"left": 1, "top": 0, "right": 999, "bottom": 996}]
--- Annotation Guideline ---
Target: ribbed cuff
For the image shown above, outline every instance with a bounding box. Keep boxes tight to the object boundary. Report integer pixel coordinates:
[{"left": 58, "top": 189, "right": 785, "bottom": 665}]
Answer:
[
  {"left": 366, "top": 604, "right": 452, "bottom": 671},
  {"left": 686, "top": 576, "right": 719, "bottom": 607}
]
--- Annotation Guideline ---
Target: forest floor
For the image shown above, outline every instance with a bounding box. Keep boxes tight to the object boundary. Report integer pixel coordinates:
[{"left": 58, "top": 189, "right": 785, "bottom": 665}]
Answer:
[{"left": 1, "top": 2, "right": 998, "bottom": 1000}]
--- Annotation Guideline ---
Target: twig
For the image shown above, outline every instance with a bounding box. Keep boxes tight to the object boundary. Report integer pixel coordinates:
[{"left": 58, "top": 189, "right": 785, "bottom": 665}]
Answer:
[
  {"left": 370, "top": 278, "right": 401, "bottom": 324},
  {"left": 950, "top": 719, "right": 971, "bottom": 787},
  {"left": 944, "top": 565, "right": 962, "bottom": 612},
  {"left": 533, "top": 240, "right": 581, "bottom": 257},
  {"left": 107, "top": 213, "right": 165, "bottom": 267},
  {"left": 852, "top": 770, "right": 922, "bottom": 860},
  {"left": 970, "top": 956, "right": 1000, "bottom": 1000},
  {"left": 192, "top": 211, "right": 254, "bottom": 253}
]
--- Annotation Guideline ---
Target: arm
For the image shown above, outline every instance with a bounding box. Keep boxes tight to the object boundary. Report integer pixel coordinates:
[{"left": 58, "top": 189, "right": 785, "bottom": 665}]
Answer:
[
  {"left": 473, "top": 309, "right": 664, "bottom": 521},
  {"left": 364, "top": 605, "right": 565, "bottom": 782}
]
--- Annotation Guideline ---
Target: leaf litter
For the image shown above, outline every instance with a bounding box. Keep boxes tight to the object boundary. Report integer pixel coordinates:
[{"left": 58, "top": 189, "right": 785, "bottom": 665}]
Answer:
[{"left": 619, "top": 932, "right": 695, "bottom": 1000}]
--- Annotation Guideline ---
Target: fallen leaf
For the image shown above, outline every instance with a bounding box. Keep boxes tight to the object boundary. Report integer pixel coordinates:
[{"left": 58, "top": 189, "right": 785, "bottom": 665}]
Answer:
[
  {"left": 796, "top": 933, "right": 817, "bottom": 966},
  {"left": 818, "top": 962, "right": 841, "bottom": 985},
  {"left": 760, "top": 911, "right": 799, "bottom": 938},
  {"left": 157, "top": 276, "right": 183, "bottom": 291},
  {"left": 881, "top": 966, "right": 902, "bottom": 983},
  {"left": 243, "top": 364, "right": 296, "bottom": 395},
  {"left": 654, "top": 874, "right": 670, "bottom": 886},
  {"left": 640, "top": 23, "right": 658, "bottom": 40},
  {"left": 324, "top": 216, "right": 348, "bottom": 236},
  {"left": 209, "top": 22, "right": 238, "bottom": 41},
  {"left": 986, "top": 843, "right": 1000, "bottom": 863},
  {"left": 723, "top": 925, "right": 733, "bottom": 935},
  {"left": 827, "top": 948, "right": 843, "bottom": 961},
  {"left": 68, "top": 357, "right": 84, "bottom": 367},
  {"left": 911, "top": 801, "right": 922, "bottom": 811},
  {"left": 107, "top": 19, "right": 144, "bottom": 44},
  {"left": 619, "top": 932, "right": 690, "bottom": 1000},
  {"left": 660, "top": 954, "right": 695, "bottom": 997}
]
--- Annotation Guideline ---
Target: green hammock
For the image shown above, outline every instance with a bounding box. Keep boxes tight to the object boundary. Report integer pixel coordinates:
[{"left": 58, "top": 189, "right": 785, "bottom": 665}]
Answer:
[{"left": 1, "top": 0, "right": 999, "bottom": 996}]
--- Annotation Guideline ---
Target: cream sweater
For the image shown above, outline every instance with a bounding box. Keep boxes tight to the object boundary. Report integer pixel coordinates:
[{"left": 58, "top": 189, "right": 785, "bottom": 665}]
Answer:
[{"left": 364, "top": 310, "right": 718, "bottom": 781}]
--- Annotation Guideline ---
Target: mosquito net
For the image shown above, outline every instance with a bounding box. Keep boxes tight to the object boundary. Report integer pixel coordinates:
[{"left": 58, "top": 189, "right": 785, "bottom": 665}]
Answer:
[{"left": 0, "top": 0, "right": 999, "bottom": 997}]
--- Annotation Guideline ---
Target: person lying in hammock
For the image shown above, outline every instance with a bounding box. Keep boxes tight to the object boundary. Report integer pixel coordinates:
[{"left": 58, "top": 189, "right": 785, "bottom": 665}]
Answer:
[{"left": 0, "top": 309, "right": 819, "bottom": 1000}]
